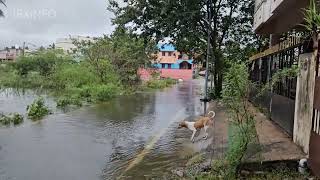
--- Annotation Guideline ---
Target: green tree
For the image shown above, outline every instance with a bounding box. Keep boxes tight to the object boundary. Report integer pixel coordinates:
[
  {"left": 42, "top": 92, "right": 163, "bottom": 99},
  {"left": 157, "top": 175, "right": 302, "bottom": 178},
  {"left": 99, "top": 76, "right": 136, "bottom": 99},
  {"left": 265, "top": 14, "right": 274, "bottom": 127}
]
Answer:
[
  {"left": 0, "top": 0, "right": 6, "bottom": 17},
  {"left": 14, "top": 49, "right": 67, "bottom": 77},
  {"left": 74, "top": 27, "right": 153, "bottom": 86},
  {"left": 108, "top": 0, "right": 257, "bottom": 97}
]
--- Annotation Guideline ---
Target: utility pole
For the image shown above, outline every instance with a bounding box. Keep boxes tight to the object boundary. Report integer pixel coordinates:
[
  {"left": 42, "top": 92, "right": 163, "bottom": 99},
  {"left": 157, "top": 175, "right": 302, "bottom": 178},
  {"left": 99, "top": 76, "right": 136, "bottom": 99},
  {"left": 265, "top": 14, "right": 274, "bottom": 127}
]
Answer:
[
  {"left": 202, "top": 0, "right": 212, "bottom": 115},
  {"left": 22, "top": 42, "right": 26, "bottom": 57},
  {"left": 22, "top": 42, "right": 36, "bottom": 57}
]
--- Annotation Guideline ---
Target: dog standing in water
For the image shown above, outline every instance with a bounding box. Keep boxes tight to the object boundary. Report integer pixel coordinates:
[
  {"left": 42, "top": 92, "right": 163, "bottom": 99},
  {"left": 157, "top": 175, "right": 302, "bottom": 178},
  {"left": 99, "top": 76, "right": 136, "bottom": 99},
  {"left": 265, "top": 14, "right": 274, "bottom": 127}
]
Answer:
[{"left": 178, "top": 111, "right": 216, "bottom": 143}]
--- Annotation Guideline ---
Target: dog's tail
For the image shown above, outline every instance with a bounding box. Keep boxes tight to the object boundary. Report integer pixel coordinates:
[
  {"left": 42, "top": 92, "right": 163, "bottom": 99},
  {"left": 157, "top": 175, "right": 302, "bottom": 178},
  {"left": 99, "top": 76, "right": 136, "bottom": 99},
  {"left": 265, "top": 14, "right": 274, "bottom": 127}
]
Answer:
[{"left": 208, "top": 111, "right": 216, "bottom": 118}]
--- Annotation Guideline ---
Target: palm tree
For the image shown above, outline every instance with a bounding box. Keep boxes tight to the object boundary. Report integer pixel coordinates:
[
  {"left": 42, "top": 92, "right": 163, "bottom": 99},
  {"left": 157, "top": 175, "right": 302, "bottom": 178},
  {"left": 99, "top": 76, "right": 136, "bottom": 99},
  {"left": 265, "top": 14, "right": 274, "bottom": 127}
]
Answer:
[{"left": 0, "top": 0, "right": 6, "bottom": 17}]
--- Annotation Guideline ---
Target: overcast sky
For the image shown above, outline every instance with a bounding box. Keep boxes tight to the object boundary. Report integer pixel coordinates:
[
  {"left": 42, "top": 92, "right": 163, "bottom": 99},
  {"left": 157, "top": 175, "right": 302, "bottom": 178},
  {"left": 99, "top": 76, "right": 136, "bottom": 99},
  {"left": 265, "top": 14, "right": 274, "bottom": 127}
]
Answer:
[{"left": 0, "top": 0, "right": 115, "bottom": 49}]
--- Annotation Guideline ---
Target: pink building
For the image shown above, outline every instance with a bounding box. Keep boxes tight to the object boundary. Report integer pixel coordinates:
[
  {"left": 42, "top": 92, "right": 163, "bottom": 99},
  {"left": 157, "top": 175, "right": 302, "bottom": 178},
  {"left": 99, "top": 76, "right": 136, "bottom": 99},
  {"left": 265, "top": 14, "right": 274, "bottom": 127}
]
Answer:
[
  {"left": 0, "top": 47, "right": 23, "bottom": 61},
  {"left": 150, "top": 43, "right": 196, "bottom": 80}
]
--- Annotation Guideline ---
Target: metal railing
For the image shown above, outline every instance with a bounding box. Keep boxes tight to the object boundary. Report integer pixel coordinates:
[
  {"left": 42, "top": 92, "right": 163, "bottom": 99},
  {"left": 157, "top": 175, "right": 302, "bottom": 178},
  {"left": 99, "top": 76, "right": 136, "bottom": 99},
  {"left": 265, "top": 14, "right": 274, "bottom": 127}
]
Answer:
[{"left": 249, "top": 36, "right": 304, "bottom": 100}]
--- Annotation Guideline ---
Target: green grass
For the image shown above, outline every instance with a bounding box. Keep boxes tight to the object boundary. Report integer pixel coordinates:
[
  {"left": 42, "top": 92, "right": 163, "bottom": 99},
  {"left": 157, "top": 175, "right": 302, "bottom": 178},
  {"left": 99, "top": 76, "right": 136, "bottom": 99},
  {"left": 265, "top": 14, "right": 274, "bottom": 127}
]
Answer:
[
  {"left": 186, "top": 153, "right": 205, "bottom": 167},
  {"left": 145, "top": 78, "right": 177, "bottom": 89},
  {"left": 242, "top": 168, "right": 309, "bottom": 180}
]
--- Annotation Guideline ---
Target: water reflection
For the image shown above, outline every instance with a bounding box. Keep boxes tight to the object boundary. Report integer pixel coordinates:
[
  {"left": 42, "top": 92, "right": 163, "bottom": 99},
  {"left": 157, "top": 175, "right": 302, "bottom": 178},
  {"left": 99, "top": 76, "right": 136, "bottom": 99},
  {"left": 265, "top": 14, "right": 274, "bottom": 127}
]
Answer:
[{"left": 0, "top": 80, "right": 204, "bottom": 180}]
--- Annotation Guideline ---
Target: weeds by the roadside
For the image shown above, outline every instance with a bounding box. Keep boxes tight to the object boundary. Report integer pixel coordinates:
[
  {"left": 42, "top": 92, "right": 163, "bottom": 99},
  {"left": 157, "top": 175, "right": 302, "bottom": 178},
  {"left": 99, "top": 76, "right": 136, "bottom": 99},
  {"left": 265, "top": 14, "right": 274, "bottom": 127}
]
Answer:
[{"left": 241, "top": 167, "right": 309, "bottom": 180}]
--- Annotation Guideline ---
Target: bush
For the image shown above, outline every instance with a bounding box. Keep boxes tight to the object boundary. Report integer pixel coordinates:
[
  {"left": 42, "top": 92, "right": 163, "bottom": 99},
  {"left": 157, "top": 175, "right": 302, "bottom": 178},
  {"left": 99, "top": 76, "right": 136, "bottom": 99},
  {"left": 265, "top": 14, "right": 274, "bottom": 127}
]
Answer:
[
  {"left": 49, "top": 63, "right": 99, "bottom": 89},
  {"left": 91, "top": 84, "right": 120, "bottom": 101},
  {"left": 56, "top": 96, "right": 83, "bottom": 108},
  {"left": 221, "top": 63, "right": 257, "bottom": 179},
  {"left": 0, "top": 114, "right": 11, "bottom": 126},
  {"left": 0, "top": 113, "right": 24, "bottom": 126},
  {"left": 146, "top": 78, "right": 176, "bottom": 89},
  {"left": 27, "top": 97, "right": 51, "bottom": 120},
  {"left": 14, "top": 49, "right": 67, "bottom": 77},
  {"left": 11, "top": 113, "right": 24, "bottom": 125}
]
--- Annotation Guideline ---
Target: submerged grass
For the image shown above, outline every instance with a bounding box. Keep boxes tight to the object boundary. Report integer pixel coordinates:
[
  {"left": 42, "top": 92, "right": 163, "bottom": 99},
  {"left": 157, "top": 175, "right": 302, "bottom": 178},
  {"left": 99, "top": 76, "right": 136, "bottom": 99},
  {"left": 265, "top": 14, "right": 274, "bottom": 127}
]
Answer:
[
  {"left": 145, "top": 78, "right": 177, "bottom": 89},
  {"left": 0, "top": 113, "right": 24, "bottom": 126}
]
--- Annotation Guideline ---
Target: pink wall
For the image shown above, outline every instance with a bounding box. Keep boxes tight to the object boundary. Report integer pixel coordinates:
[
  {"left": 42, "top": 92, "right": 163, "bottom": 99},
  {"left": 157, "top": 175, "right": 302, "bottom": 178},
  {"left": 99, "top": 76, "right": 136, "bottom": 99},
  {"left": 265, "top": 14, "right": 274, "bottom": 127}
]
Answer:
[
  {"left": 138, "top": 69, "right": 153, "bottom": 81},
  {"left": 160, "top": 69, "right": 193, "bottom": 80},
  {"left": 138, "top": 68, "right": 193, "bottom": 81}
]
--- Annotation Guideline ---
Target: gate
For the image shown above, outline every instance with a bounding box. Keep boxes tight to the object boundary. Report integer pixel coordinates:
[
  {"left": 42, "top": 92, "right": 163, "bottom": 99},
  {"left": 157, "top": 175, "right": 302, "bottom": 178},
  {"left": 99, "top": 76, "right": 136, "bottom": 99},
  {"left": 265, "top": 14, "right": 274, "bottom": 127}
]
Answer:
[
  {"left": 249, "top": 37, "right": 303, "bottom": 136},
  {"left": 309, "top": 55, "right": 320, "bottom": 177}
]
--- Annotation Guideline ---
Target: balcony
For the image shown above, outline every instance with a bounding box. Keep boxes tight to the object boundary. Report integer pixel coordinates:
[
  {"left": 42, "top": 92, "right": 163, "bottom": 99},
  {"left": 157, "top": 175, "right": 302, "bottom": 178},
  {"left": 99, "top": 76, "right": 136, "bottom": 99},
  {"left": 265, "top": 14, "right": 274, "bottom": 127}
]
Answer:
[{"left": 254, "top": 0, "right": 309, "bottom": 35}]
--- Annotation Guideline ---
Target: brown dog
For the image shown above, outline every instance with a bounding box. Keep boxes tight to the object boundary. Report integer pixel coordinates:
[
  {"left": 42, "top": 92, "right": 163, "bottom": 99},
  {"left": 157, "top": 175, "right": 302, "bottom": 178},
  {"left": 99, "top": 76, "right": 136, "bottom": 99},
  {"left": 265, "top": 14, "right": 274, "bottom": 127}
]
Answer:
[{"left": 178, "top": 111, "right": 215, "bottom": 142}]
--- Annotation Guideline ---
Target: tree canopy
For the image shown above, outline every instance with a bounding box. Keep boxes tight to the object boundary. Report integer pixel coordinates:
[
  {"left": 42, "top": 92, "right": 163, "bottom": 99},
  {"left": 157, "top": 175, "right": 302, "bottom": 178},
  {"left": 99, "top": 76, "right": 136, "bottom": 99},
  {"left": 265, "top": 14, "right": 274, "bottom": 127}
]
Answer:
[
  {"left": 108, "top": 0, "right": 261, "bottom": 97},
  {"left": 0, "top": 0, "right": 6, "bottom": 17}
]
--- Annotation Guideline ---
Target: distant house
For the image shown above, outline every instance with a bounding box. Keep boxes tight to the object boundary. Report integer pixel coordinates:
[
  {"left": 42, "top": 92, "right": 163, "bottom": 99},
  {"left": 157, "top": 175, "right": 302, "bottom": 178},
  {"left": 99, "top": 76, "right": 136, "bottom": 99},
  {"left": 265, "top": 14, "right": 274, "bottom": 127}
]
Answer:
[
  {"left": 153, "top": 43, "right": 194, "bottom": 70},
  {"left": 0, "top": 47, "right": 23, "bottom": 62},
  {"left": 138, "top": 43, "right": 196, "bottom": 80}
]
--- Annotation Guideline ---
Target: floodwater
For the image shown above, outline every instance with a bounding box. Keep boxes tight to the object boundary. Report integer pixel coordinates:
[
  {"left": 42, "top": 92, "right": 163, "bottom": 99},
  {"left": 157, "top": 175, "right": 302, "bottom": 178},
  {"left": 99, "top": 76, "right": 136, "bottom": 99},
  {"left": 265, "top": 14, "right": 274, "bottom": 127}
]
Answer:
[{"left": 0, "top": 80, "right": 207, "bottom": 180}]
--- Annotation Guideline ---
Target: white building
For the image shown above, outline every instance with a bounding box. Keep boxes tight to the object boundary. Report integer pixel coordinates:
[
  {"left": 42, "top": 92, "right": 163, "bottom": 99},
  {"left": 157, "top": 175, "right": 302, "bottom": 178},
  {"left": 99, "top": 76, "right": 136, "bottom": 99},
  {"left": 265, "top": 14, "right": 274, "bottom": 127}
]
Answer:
[
  {"left": 55, "top": 36, "right": 95, "bottom": 53},
  {"left": 253, "top": 0, "right": 308, "bottom": 35}
]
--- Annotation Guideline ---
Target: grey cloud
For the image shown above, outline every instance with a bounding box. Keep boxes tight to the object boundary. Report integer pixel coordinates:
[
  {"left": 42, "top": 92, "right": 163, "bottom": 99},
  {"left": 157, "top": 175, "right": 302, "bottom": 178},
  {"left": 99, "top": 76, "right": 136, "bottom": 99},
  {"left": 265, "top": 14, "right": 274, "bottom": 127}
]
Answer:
[{"left": 0, "top": 0, "right": 115, "bottom": 48}]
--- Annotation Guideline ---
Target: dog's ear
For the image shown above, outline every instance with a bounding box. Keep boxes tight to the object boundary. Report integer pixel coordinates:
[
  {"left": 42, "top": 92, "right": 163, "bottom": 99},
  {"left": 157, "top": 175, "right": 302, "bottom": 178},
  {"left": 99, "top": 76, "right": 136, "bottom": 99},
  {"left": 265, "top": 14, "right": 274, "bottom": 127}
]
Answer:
[{"left": 178, "top": 121, "right": 185, "bottom": 129}]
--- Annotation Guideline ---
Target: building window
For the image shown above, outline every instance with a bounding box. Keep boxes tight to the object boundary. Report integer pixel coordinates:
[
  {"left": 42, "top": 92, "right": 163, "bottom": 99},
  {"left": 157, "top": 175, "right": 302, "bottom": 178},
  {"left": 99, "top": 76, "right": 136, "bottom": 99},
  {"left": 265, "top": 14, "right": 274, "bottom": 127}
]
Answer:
[
  {"left": 168, "top": 64, "right": 171, "bottom": 69},
  {"left": 168, "top": 52, "right": 172, "bottom": 56},
  {"left": 162, "top": 64, "right": 165, "bottom": 68},
  {"left": 162, "top": 52, "right": 166, "bottom": 56}
]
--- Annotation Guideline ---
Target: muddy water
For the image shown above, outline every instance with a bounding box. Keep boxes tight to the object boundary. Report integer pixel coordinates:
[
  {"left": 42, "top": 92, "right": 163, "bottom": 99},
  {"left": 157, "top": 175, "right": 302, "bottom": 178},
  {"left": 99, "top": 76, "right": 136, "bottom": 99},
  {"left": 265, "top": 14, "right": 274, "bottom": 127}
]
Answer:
[{"left": 0, "top": 80, "right": 205, "bottom": 180}]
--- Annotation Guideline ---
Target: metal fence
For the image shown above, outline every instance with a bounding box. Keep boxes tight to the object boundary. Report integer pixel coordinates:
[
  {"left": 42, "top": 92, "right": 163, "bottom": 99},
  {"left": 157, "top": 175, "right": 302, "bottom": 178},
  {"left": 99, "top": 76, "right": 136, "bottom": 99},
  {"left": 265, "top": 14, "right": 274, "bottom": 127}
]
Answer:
[
  {"left": 248, "top": 37, "right": 304, "bottom": 136},
  {"left": 310, "top": 50, "right": 320, "bottom": 177}
]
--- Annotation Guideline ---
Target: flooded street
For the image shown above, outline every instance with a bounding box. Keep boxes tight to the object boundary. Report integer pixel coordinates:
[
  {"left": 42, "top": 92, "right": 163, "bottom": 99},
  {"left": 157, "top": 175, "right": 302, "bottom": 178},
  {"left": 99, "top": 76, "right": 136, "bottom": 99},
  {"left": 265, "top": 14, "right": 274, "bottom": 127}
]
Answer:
[{"left": 0, "top": 80, "right": 205, "bottom": 180}]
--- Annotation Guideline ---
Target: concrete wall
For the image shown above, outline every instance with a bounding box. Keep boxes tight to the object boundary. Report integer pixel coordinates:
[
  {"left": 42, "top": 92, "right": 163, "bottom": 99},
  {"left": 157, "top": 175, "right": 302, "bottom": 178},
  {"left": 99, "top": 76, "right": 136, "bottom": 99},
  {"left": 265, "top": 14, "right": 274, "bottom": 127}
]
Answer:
[
  {"left": 294, "top": 53, "right": 316, "bottom": 153},
  {"left": 160, "top": 69, "right": 193, "bottom": 80},
  {"left": 253, "top": 0, "right": 308, "bottom": 34},
  {"left": 138, "top": 68, "right": 193, "bottom": 81}
]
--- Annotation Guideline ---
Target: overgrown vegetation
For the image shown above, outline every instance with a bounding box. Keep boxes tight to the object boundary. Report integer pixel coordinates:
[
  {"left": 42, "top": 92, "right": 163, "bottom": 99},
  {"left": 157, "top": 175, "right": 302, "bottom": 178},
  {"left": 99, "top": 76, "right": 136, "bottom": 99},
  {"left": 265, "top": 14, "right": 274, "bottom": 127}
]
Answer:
[
  {"left": 196, "top": 165, "right": 310, "bottom": 179},
  {"left": 195, "top": 63, "right": 257, "bottom": 179},
  {"left": 301, "top": 0, "right": 320, "bottom": 35},
  {"left": 242, "top": 167, "right": 309, "bottom": 180},
  {"left": 222, "top": 63, "right": 257, "bottom": 179},
  {"left": 0, "top": 113, "right": 24, "bottom": 126},
  {"left": 27, "top": 97, "right": 51, "bottom": 120},
  {"left": 0, "top": 28, "right": 174, "bottom": 108},
  {"left": 256, "top": 65, "right": 299, "bottom": 98},
  {"left": 145, "top": 78, "right": 176, "bottom": 89}
]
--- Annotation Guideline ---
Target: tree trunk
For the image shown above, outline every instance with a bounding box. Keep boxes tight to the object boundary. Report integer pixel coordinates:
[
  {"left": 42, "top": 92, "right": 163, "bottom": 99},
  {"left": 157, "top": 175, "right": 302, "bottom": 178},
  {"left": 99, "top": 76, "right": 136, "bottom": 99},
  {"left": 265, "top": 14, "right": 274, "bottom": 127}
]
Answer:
[{"left": 212, "top": 51, "right": 223, "bottom": 98}]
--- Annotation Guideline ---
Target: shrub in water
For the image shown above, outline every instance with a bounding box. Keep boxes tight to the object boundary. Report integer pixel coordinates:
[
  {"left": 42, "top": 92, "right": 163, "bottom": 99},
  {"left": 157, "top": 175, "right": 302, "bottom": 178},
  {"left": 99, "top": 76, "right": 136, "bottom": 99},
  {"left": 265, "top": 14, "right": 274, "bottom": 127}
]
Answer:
[
  {"left": 56, "top": 96, "right": 83, "bottom": 108},
  {"left": 146, "top": 78, "right": 176, "bottom": 89},
  {"left": 27, "top": 97, "right": 51, "bottom": 120},
  {"left": 0, "top": 113, "right": 24, "bottom": 126},
  {"left": 11, "top": 113, "right": 24, "bottom": 125},
  {"left": 0, "top": 114, "right": 11, "bottom": 126},
  {"left": 92, "top": 84, "right": 120, "bottom": 101}
]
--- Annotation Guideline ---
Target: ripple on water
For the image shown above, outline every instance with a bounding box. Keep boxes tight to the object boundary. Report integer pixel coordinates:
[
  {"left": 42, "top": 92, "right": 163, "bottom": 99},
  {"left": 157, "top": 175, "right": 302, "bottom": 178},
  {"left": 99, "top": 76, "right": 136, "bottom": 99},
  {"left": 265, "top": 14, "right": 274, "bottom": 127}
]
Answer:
[{"left": 0, "top": 80, "right": 205, "bottom": 180}]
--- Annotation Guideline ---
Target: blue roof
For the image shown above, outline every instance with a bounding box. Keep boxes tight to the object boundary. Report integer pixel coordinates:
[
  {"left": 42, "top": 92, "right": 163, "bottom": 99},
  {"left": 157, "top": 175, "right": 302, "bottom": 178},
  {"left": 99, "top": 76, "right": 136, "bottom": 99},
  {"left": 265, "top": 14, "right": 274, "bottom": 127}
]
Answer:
[
  {"left": 177, "top": 59, "right": 193, "bottom": 64},
  {"left": 157, "top": 43, "right": 176, "bottom": 52}
]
